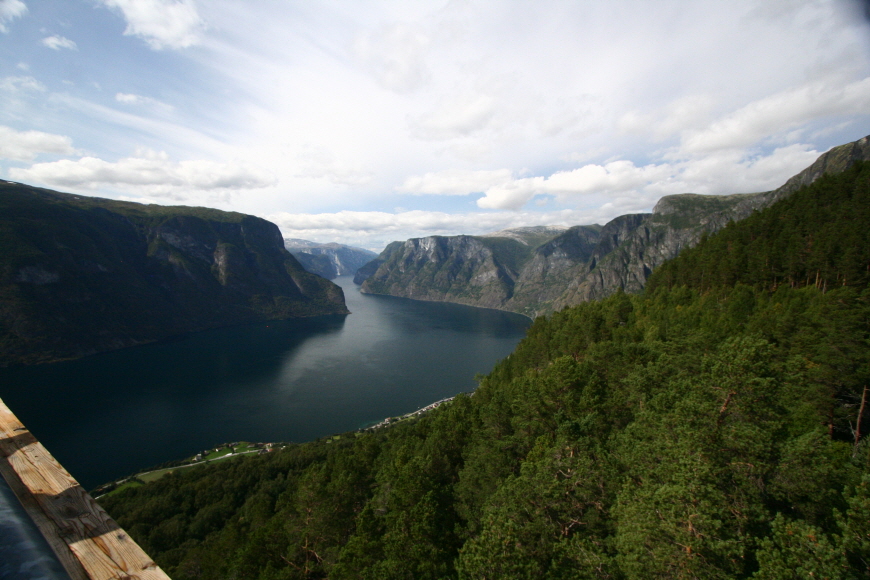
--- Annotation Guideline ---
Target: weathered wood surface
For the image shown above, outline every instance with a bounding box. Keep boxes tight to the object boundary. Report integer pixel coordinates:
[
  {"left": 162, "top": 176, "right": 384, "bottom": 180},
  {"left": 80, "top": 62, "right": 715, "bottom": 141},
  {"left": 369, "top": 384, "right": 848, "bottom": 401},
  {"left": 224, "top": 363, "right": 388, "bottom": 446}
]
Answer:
[{"left": 0, "top": 397, "right": 171, "bottom": 580}]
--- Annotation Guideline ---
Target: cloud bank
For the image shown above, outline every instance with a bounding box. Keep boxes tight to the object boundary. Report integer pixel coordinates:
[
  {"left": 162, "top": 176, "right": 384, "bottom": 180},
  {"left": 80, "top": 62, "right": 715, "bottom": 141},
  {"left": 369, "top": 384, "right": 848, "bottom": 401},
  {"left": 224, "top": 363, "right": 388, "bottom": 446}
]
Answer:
[
  {"left": 399, "top": 144, "right": 820, "bottom": 212},
  {"left": 0, "top": 126, "right": 76, "bottom": 161},
  {"left": 10, "top": 149, "right": 275, "bottom": 196},
  {"left": 269, "top": 208, "right": 610, "bottom": 251}
]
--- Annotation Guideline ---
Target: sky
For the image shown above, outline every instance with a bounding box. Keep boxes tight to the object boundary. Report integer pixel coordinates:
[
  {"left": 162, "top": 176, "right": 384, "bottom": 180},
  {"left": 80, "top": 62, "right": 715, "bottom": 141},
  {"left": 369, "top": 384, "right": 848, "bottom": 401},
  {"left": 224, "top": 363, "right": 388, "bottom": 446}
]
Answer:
[{"left": 1, "top": 0, "right": 869, "bottom": 251}]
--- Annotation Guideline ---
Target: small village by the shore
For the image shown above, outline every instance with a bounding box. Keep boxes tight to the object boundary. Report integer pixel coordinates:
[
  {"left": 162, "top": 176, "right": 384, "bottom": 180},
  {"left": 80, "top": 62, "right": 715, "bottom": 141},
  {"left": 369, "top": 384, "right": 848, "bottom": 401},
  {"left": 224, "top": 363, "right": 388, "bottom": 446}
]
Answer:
[
  {"left": 93, "top": 441, "right": 284, "bottom": 498},
  {"left": 364, "top": 395, "right": 459, "bottom": 431},
  {"left": 94, "top": 393, "right": 463, "bottom": 498}
]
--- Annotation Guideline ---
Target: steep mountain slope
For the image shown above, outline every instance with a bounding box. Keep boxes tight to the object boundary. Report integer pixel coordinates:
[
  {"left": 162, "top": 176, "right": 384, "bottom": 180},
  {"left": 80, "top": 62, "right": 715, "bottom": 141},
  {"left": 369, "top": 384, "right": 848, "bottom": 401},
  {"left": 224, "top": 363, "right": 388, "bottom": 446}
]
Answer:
[
  {"left": 360, "top": 235, "right": 527, "bottom": 309},
  {"left": 353, "top": 241, "right": 403, "bottom": 285},
  {"left": 506, "top": 216, "right": 641, "bottom": 316},
  {"left": 647, "top": 160, "right": 870, "bottom": 293},
  {"left": 284, "top": 238, "right": 377, "bottom": 280},
  {"left": 479, "top": 225, "right": 568, "bottom": 247},
  {"left": 0, "top": 183, "right": 348, "bottom": 365},
  {"left": 358, "top": 227, "right": 580, "bottom": 310},
  {"left": 359, "top": 135, "right": 870, "bottom": 317},
  {"left": 548, "top": 191, "right": 763, "bottom": 311}
]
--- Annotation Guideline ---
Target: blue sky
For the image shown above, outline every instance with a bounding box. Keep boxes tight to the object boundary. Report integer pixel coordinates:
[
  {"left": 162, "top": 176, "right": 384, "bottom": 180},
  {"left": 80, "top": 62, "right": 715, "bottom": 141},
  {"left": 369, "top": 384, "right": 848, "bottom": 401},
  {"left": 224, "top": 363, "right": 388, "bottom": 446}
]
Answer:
[{"left": 2, "top": 0, "right": 869, "bottom": 250}]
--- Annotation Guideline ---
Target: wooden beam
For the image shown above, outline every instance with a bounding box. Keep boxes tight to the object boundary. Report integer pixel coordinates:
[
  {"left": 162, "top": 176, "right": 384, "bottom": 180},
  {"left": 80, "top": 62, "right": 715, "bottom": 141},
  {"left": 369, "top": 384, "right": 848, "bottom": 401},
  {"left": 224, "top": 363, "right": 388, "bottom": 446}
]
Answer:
[{"left": 0, "top": 397, "right": 171, "bottom": 580}]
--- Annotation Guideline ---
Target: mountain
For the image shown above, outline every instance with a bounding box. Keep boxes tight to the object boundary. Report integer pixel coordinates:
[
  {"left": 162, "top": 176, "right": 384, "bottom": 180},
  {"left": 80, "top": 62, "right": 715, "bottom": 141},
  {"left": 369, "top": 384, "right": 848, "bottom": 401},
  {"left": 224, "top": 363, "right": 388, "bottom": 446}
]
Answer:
[
  {"left": 359, "top": 135, "right": 870, "bottom": 317},
  {"left": 284, "top": 238, "right": 377, "bottom": 280},
  {"left": 548, "top": 134, "right": 870, "bottom": 311},
  {"left": 0, "top": 183, "right": 348, "bottom": 365},
  {"left": 647, "top": 158, "right": 870, "bottom": 293},
  {"left": 99, "top": 158, "right": 870, "bottom": 580},
  {"left": 357, "top": 226, "right": 575, "bottom": 310},
  {"left": 503, "top": 216, "right": 641, "bottom": 316},
  {"left": 353, "top": 241, "right": 404, "bottom": 285},
  {"left": 479, "top": 225, "right": 568, "bottom": 247}
]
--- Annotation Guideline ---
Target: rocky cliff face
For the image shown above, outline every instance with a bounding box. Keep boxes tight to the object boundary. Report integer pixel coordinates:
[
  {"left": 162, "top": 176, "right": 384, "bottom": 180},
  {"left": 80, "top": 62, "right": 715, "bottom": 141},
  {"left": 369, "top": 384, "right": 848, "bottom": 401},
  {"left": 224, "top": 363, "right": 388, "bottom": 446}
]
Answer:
[
  {"left": 549, "top": 194, "right": 761, "bottom": 311},
  {"left": 357, "top": 227, "right": 588, "bottom": 313},
  {"left": 357, "top": 135, "right": 870, "bottom": 317},
  {"left": 0, "top": 183, "right": 348, "bottom": 365},
  {"left": 284, "top": 239, "right": 377, "bottom": 280},
  {"left": 360, "top": 235, "right": 526, "bottom": 309},
  {"left": 353, "top": 241, "right": 403, "bottom": 285},
  {"left": 503, "top": 225, "right": 604, "bottom": 316}
]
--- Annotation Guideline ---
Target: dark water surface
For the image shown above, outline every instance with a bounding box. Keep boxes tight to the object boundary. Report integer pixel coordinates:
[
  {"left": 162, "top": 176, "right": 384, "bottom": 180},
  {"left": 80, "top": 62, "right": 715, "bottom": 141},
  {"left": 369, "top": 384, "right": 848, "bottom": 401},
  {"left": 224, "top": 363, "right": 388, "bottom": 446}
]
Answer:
[{"left": 0, "top": 277, "right": 530, "bottom": 489}]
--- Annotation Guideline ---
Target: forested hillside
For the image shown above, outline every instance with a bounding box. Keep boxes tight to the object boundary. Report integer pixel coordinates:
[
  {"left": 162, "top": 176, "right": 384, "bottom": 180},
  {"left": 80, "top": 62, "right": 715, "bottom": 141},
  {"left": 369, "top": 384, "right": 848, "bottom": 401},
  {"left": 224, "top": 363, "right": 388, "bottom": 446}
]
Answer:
[
  {"left": 647, "top": 161, "right": 870, "bottom": 293},
  {"left": 100, "top": 164, "right": 870, "bottom": 579}
]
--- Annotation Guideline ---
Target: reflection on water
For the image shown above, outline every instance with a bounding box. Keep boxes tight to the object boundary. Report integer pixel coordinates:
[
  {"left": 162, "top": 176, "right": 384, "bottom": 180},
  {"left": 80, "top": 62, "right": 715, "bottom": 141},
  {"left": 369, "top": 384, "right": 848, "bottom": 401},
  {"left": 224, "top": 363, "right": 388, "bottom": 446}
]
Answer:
[{"left": 0, "top": 277, "right": 531, "bottom": 489}]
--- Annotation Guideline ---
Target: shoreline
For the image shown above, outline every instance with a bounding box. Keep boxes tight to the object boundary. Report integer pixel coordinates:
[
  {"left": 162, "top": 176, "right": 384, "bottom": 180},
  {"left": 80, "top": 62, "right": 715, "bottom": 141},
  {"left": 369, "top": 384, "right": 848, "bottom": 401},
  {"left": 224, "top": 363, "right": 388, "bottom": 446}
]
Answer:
[{"left": 95, "top": 392, "right": 467, "bottom": 499}]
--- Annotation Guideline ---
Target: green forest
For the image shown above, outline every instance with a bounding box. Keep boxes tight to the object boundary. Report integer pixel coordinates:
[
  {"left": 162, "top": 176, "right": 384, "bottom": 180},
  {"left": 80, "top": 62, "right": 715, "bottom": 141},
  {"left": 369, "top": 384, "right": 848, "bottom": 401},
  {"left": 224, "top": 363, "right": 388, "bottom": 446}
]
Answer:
[{"left": 100, "top": 163, "right": 870, "bottom": 579}]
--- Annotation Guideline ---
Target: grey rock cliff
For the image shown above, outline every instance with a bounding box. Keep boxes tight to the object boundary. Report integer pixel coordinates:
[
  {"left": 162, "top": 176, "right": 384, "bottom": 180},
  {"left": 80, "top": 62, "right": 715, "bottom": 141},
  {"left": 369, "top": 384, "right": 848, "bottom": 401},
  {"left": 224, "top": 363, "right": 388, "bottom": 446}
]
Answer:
[
  {"left": 357, "top": 227, "right": 573, "bottom": 308},
  {"left": 360, "top": 235, "right": 524, "bottom": 309},
  {"left": 503, "top": 225, "right": 604, "bottom": 317}
]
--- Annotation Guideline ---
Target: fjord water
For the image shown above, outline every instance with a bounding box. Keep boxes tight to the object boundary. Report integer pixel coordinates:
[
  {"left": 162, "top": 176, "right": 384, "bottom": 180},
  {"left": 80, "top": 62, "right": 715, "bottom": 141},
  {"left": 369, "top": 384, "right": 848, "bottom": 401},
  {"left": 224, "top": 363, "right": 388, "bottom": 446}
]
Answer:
[{"left": 0, "top": 277, "right": 530, "bottom": 489}]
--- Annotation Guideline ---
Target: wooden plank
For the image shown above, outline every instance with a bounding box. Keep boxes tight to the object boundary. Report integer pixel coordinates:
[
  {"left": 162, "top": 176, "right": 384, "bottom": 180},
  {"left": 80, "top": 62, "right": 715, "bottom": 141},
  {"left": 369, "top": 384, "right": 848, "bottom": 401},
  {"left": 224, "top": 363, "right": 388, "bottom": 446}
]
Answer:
[{"left": 0, "top": 398, "right": 171, "bottom": 580}]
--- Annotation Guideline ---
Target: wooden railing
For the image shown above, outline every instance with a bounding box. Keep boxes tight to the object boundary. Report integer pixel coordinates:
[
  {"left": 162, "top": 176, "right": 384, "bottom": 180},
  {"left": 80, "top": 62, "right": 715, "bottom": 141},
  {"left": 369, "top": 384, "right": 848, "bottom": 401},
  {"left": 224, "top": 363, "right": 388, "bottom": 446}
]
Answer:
[{"left": 0, "top": 398, "right": 171, "bottom": 580}]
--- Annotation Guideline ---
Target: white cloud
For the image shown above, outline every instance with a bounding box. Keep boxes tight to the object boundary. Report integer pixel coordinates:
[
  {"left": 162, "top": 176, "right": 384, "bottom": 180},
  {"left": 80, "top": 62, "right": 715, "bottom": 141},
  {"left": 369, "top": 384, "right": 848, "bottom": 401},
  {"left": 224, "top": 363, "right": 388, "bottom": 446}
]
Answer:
[
  {"left": 295, "top": 147, "right": 373, "bottom": 186},
  {"left": 0, "top": 125, "right": 76, "bottom": 161},
  {"left": 619, "top": 94, "right": 715, "bottom": 141},
  {"left": 475, "top": 178, "right": 542, "bottom": 210},
  {"left": 10, "top": 149, "right": 275, "bottom": 195},
  {"left": 115, "top": 93, "right": 141, "bottom": 104},
  {"left": 397, "top": 168, "right": 513, "bottom": 195},
  {"left": 0, "top": 75, "right": 45, "bottom": 92},
  {"left": 681, "top": 77, "right": 870, "bottom": 153},
  {"left": 42, "top": 35, "right": 77, "bottom": 51},
  {"left": 543, "top": 161, "right": 673, "bottom": 196},
  {"left": 464, "top": 144, "right": 819, "bottom": 211},
  {"left": 473, "top": 161, "right": 673, "bottom": 210},
  {"left": 409, "top": 93, "right": 495, "bottom": 140},
  {"left": 353, "top": 23, "right": 430, "bottom": 93},
  {"left": 663, "top": 144, "right": 820, "bottom": 195},
  {"left": 115, "top": 92, "right": 174, "bottom": 115},
  {"left": 397, "top": 162, "right": 677, "bottom": 211},
  {"left": 99, "top": 0, "right": 204, "bottom": 50},
  {"left": 0, "top": 0, "right": 26, "bottom": 33}
]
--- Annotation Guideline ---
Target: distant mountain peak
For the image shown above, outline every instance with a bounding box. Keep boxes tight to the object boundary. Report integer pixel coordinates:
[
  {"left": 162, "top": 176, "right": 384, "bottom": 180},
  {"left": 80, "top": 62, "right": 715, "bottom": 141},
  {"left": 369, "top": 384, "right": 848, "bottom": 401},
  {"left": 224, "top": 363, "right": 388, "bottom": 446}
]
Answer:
[
  {"left": 482, "top": 225, "right": 569, "bottom": 244},
  {"left": 284, "top": 238, "right": 374, "bottom": 254}
]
